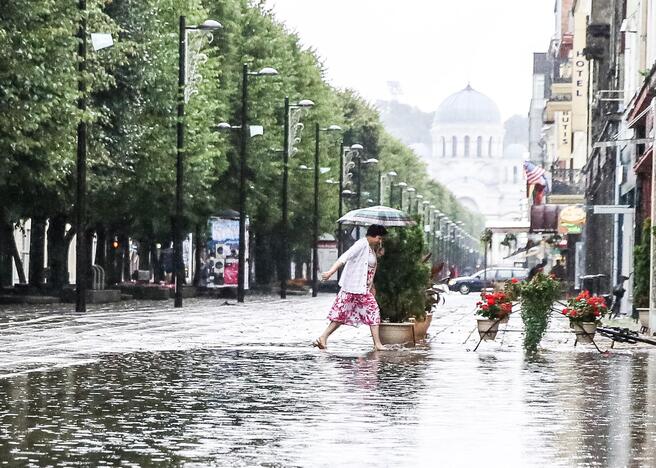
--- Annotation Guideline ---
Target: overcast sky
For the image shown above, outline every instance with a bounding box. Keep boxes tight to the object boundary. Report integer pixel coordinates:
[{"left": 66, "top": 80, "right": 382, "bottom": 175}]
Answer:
[{"left": 265, "top": 0, "right": 555, "bottom": 119}]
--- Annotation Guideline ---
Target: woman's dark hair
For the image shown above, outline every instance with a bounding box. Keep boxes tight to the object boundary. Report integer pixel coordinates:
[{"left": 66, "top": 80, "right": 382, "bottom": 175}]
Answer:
[{"left": 366, "top": 224, "right": 388, "bottom": 237}]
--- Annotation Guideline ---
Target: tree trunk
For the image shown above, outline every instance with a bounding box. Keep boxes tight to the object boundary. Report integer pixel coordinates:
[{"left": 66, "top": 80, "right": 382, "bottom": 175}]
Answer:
[
  {"left": 85, "top": 227, "right": 94, "bottom": 289},
  {"left": 254, "top": 229, "right": 274, "bottom": 286},
  {"left": 193, "top": 224, "right": 203, "bottom": 287},
  {"left": 28, "top": 216, "right": 46, "bottom": 287},
  {"left": 138, "top": 240, "right": 149, "bottom": 270},
  {"left": 95, "top": 225, "right": 107, "bottom": 270},
  {"left": 120, "top": 232, "right": 130, "bottom": 283},
  {"left": 47, "top": 214, "right": 68, "bottom": 290},
  {"left": 0, "top": 218, "right": 24, "bottom": 286}
]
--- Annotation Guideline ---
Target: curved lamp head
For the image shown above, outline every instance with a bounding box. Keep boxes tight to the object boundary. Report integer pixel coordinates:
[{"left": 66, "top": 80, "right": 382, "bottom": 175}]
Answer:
[
  {"left": 397, "top": 182, "right": 408, "bottom": 188},
  {"left": 297, "top": 99, "right": 315, "bottom": 108},
  {"left": 349, "top": 143, "right": 364, "bottom": 151},
  {"left": 363, "top": 158, "right": 378, "bottom": 165},
  {"left": 326, "top": 124, "right": 342, "bottom": 132},
  {"left": 257, "top": 67, "right": 279, "bottom": 76},
  {"left": 216, "top": 122, "right": 235, "bottom": 130},
  {"left": 387, "top": 171, "right": 398, "bottom": 177},
  {"left": 199, "top": 19, "right": 223, "bottom": 30},
  {"left": 341, "top": 189, "right": 355, "bottom": 196},
  {"left": 406, "top": 187, "right": 416, "bottom": 193},
  {"left": 416, "top": 194, "right": 424, "bottom": 200},
  {"left": 423, "top": 200, "right": 431, "bottom": 206},
  {"left": 298, "top": 164, "right": 310, "bottom": 171}
]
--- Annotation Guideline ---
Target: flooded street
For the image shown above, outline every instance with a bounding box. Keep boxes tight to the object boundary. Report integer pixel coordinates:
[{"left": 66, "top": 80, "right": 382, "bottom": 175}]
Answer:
[{"left": 1, "top": 295, "right": 656, "bottom": 467}]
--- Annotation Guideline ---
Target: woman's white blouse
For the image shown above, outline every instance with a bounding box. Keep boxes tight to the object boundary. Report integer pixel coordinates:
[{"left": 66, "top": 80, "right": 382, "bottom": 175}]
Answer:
[{"left": 337, "top": 238, "right": 375, "bottom": 294}]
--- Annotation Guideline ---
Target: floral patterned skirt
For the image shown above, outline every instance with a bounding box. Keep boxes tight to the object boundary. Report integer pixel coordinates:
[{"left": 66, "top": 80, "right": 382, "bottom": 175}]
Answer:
[{"left": 327, "top": 267, "right": 380, "bottom": 327}]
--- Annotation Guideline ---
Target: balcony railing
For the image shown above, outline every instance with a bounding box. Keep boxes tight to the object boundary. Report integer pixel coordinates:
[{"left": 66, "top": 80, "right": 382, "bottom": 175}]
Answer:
[{"left": 550, "top": 168, "right": 584, "bottom": 195}]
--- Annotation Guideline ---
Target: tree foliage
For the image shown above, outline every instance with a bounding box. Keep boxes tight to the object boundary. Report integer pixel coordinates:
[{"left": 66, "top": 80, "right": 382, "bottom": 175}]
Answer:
[{"left": 0, "top": 0, "right": 482, "bottom": 287}]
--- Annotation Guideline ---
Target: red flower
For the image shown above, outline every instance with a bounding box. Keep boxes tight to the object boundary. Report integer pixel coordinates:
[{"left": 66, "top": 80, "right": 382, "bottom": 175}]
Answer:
[{"left": 511, "top": 278, "right": 519, "bottom": 284}]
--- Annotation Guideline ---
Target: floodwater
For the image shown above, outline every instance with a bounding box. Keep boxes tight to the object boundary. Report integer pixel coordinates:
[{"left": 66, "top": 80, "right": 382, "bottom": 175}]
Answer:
[{"left": 1, "top": 295, "right": 655, "bottom": 467}]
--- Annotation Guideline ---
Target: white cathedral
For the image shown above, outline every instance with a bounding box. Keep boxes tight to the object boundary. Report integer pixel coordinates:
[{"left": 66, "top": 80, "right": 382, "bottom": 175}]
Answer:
[{"left": 413, "top": 85, "right": 528, "bottom": 223}]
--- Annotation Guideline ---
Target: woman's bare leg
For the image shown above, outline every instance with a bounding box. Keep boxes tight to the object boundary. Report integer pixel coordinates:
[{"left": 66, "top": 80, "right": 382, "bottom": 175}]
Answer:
[
  {"left": 369, "top": 325, "right": 386, "bottom": 351},
  {"left": 316, "top": 321, "right": 341, "bottom": 348}
]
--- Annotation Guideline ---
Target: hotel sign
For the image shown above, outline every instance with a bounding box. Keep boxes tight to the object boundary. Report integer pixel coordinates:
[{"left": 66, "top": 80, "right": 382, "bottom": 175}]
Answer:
[{"left": 557, "top": 111, "right": 571, "bottom": 160}]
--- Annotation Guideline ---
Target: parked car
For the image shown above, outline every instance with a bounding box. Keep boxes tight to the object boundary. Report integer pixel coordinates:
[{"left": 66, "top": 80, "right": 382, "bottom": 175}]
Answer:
[{"left": 448, "top": 267, "right": 529, "bottom": 295}]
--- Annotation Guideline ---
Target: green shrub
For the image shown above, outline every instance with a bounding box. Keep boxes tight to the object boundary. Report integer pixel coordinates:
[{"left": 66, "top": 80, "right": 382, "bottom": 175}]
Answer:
[
  {"left": 376, "top": 222, "right": 430, "bottom": 323},
  {"left": 633, "top": 218, "right": 651, "bottom": 308}
]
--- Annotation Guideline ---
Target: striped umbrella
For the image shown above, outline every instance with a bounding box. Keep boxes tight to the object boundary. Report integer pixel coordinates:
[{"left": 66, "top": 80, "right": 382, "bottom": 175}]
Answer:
[{"left": 337, "top": 205, "right": 415, "bottom": 227}]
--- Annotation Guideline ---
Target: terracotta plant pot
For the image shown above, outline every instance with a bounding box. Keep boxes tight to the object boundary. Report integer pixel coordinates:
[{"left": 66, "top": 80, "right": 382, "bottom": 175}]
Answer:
[
  {"left": 637, "top": 308, "right": 650, "bottom": 329},
  {"left": 410, "top": 312, "right": 433, "bottom": 341},
  {"left": 379, "top": 322, "right": 416, "bottom": 346},
  {"left": 571, "top": 321, "right": 597, "bottom": 343},
  {"left": 477, "top": 318, "right": 499, "bottom": 340}
]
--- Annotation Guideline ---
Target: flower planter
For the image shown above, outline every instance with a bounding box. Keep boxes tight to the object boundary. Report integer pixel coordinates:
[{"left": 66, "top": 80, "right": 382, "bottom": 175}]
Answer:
[
  {"left": 379, "top": 322, "right": 416, "bottom": 346},
  {"left": 637, "top": 308, "right": 650, "bottom": 330},
  {"left": 477, "top": 318, "right": 499, "bottom": 341},
  {"left": 409, "top": 312, "right": 433, "bottom": 341},
  {"left": 499, "top": 315, "right": 509, "bottom": 324},
  {"left": 571, "top": 321, "right": 597, "bottom": 343}
]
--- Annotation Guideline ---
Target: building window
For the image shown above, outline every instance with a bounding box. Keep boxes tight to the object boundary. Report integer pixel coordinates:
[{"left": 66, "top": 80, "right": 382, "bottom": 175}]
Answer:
[
  {"left": 441, "top": 137, "right": 446, "bottom": 158},
  {"left": 452, "top": 136, "right": 457, "bottom": 157},
  {"left": 464, "top": 136, "right": 470, "bottom": 157},
  {"left": 477, "top": 136, "right": 482, "bottom": 157},
  {"left": 488, "top": 137, "right": 494, "bottom": 157}
]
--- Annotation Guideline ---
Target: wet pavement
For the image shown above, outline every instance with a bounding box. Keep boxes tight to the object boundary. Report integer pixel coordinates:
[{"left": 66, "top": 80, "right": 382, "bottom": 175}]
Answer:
[{"left": 1, "top": 294, "right": 656, "bottom": 467}]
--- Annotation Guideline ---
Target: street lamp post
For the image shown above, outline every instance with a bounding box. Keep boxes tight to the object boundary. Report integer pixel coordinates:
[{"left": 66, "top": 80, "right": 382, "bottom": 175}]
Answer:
[
  {"left": 312, "top": 123, "right": 341, "bottom": 297},
  {"left": 394, "top": 182, "right": 408, "bottom": 210},
  {"left": 384, "top": 171, "right": 397, "bottom": 206},
  {"left": 75, "top": 0, "right": 88, "bottom": 313},
  {"left": 235, "top": 64, "right": 278, "bottom": 303},
  {"left": 281, "top": 97, "right": 314, "bottom": 299},
  {"left": 405, "top": 187, "right": 415, "bottom": 213},
  {"left": 173, "top": 16, "right": 221, "bottom": 308}
]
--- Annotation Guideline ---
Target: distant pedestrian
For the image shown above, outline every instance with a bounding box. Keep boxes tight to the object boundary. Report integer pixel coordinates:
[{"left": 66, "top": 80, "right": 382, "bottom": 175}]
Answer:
[
  {"left": 550, "top": 259, "right": 566, "bottom": 281},
  {"left": 611, "top": 275, "right": 629, "bottom": 318},
  {"left": 449, "top": 264, "right": 458, "bottom": 279},
  {"left": 528, "top": 258, "right": 548, "bottom": 281},
  {"left": 313, "top": 224, "right": 388, "bottom": 351}
]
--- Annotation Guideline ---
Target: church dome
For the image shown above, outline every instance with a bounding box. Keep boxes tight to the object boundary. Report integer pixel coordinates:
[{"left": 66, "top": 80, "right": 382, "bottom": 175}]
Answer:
[{"left": 433, "top": 85, "right": 501, "bottom": 125}]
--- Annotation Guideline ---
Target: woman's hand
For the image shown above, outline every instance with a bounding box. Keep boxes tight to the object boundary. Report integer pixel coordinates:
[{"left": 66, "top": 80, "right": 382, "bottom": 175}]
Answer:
[{"left": 321, "top": 271, "right": 332, "bottom": 281}]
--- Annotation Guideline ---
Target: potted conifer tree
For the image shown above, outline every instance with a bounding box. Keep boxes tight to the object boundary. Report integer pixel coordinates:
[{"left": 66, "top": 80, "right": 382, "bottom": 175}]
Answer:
[{"left": 375, "top": 221, "right": 432, "bottom": 345}]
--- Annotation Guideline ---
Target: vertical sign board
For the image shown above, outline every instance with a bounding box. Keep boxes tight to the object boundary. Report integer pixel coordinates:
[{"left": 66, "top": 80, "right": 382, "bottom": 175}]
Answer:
[
  {"left": 202, "top": 216, "right": 249, "bottom": 289},
  {"left": 557, "top": 111, "right": 572, "bottom": 162}
]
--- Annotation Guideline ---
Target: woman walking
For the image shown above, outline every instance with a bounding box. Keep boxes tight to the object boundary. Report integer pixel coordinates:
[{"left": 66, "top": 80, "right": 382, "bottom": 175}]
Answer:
[{"left": 313, "top": 224, "right": 387, "bottom": 351}]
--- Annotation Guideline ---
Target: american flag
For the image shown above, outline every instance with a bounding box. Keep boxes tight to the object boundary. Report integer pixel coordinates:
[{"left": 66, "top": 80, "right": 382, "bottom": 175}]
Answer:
[{"left": 523, "top": 161, "right": 547, "bottom": 186}]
